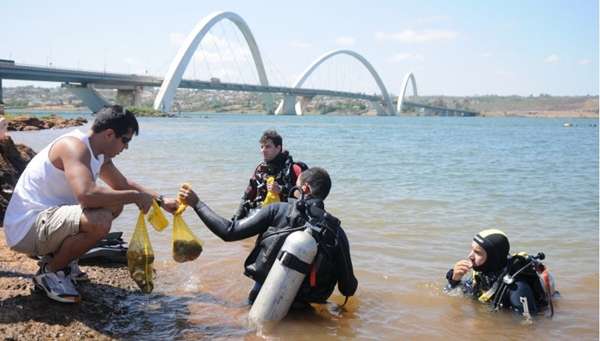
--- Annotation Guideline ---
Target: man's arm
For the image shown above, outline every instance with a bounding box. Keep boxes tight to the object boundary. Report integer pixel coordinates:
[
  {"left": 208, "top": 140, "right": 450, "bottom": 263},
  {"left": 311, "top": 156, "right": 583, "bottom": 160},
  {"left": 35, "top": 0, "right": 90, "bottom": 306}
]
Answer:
[
  {"left": 100, "top": 158, "right": 155, "bottom": 193},
  {"left": 57, "top": 138, "right": 151, "bottom": 211},
  {"left": 179, "top": 186, "right": 274, "bottom": 241},
  {"left": 335, "top": 228, "right": 358, "bottom": 297},
  {"left": 193, "top": 200, "right": 274, "bottom": 241},
  {"left": 99, "top": 158, "right": 178, "bottom": 213}
]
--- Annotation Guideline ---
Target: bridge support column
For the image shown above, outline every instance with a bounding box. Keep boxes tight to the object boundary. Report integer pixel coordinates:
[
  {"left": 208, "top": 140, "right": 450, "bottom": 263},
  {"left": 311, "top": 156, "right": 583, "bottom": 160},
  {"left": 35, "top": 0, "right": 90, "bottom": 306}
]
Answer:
[
  {"left": 116, "top": 86, "right": 143, "bottom": 107},
  {"left": 274, "top": 95, "right": 297, "bottom": 115},
  {"left": 294, "top": 96, "right": 313, "bottom": 116},
  {"left": 368, "top": 101, "right": 388, "bottom": 116},
  {"left": 64, "top": 84, "right": 110, "bottom": 113},
  {"left": 262, "top": 93, "right": 274, "bottom": 114}
]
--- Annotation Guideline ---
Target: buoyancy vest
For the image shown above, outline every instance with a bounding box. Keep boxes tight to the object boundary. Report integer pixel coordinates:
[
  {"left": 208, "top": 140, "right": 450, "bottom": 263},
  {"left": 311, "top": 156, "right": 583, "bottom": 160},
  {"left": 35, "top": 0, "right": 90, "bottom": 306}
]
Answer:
[
  {"left": 249, "top": 152, "right": 307, "bottom": 207},
  {"left": 473, "top": 252, "right": 555, "bottom": 310},
  {"left": 243, "top": 198, "right": 341, "bottom": 302}
]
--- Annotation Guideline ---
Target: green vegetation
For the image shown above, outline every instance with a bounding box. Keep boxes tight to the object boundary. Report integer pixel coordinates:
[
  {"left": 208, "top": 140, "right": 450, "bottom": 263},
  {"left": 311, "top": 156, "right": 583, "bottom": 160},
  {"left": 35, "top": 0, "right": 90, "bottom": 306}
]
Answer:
[
  {"left": 127, "top": 106, "right": 172, "bottom": 117},
  {"left": 4, "top": 99, "right": 29, "bottom": 108}
]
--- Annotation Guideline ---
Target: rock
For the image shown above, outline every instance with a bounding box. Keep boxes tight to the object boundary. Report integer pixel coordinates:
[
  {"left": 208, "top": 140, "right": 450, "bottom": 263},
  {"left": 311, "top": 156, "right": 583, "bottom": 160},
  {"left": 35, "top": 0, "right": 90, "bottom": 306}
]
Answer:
[
  {"left": 7, "top": 114, "right": 87, "bottom": 132},
  {"left": 0, "top": 136, "right": 36, "bottom": 222}
]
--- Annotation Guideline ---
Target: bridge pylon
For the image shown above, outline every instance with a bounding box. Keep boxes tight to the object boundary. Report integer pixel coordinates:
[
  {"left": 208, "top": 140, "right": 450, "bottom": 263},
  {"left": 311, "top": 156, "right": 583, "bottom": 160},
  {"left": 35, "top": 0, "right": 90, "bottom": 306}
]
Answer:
[
  {"left": 397, "top": 72, "right": 418, "bottom": 114},
  {"left": 274, "top": 95, "right": 297, "bottom": 115},
  {"left": 115, "top": 86, "right": 143, "bottom": 107},
  {"left": 63, "top": 84, "right": 110, "bottom": 112}
]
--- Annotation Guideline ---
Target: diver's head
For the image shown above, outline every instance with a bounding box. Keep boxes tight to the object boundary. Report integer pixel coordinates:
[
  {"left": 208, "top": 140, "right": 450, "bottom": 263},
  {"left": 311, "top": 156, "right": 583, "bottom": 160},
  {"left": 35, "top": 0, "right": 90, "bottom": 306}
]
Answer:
[
  {"left": 469, "top": 229, "right": 510, "bottom": 273},
  {"left": 259, "top": 129, "right": 283, "bottom": 162},
  {"left": 295, "top": 167, "right": 331, "bottom": 200}
]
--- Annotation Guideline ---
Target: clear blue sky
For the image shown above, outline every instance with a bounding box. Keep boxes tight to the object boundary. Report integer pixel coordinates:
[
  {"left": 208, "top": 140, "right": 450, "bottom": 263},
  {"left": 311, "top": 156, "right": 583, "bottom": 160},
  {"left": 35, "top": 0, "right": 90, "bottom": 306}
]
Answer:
[{"left": 2, "top": 0, "right": 598, "bottom": 96}]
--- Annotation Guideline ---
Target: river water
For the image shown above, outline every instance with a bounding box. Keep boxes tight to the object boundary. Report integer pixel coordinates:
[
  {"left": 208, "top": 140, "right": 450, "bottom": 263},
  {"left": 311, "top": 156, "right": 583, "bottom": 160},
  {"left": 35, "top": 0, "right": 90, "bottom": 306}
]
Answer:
[{"left": 10, "top": 113, "right": 599, "bottom": 340}]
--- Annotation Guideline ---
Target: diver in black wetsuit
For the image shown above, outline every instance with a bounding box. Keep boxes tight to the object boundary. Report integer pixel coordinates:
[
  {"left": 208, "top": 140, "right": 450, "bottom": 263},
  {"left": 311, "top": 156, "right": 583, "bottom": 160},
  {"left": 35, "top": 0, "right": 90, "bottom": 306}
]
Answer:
[
  {"left": 233, "top": 130, "right": 307, "bottom": 220},
  {"left": 179, "top": 167, "right": 358, "bottom": 305},
  {"left": 445, "top": 229, "right": 551, "bottom": 315}
]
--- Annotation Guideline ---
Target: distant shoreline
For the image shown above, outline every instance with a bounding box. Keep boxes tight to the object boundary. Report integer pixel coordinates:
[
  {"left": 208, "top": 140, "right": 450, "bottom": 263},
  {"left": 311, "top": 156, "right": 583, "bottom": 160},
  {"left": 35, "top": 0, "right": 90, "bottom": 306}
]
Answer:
[{"left": 6, "top": 106, "right": 598, "bottom": 118}]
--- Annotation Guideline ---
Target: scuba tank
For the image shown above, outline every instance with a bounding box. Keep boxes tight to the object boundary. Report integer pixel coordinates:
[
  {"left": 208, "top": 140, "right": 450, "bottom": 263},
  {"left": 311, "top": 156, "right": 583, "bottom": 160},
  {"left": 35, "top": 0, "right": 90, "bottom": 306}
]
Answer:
[
  {"left": 248, "top": 227, "right": 318, "bottom": 324},
  {"left": 491, "top": 252, "right": 558, "bottom": 317}
]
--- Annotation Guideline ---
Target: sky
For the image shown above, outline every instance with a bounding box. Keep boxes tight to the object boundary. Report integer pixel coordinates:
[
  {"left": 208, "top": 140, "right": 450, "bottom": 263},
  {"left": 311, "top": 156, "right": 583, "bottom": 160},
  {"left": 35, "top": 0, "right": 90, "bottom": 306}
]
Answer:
[{"left": 2, "top": 0, "right": 598, "bottom": 96}]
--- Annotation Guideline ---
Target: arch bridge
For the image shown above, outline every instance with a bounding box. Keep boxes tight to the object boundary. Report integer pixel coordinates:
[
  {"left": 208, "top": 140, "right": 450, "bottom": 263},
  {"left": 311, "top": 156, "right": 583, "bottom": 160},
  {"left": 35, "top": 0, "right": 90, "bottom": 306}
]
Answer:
[{"left": 0, "top": 11, "right": 479, "bottom": 116}]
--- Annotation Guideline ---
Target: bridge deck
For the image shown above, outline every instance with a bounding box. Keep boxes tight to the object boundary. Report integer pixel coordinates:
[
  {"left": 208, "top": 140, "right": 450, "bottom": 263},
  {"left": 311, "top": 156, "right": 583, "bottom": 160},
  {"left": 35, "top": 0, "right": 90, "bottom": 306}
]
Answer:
[
  {"left": 0, "top": 62, "right": 379, "bottom": 101},
  {"left": 0, "top": 62, "right": 480, "bottom": 115}
]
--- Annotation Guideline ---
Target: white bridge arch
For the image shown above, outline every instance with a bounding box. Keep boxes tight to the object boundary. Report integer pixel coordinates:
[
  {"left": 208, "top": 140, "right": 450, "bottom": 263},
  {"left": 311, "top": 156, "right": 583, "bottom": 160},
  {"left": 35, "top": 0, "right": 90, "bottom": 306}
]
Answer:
[
  {"left": 275, "top": 49, "right": 396, "bottom": 115},
  {"left": 153, "top": 11, "right": 272, "bottom": 112},
  {"left": 397, "top": 72, "right": 418, "bottom": 113}
]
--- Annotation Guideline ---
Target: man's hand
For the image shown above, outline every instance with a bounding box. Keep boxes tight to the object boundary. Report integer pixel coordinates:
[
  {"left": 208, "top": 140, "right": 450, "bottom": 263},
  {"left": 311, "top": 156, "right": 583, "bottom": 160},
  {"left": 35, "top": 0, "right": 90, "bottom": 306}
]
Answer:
[
  {"left": 178, "top": 186, "right": 199, "bottom": 207},
  {"left": 136, "top": 192, "right": 154, "bottom": 213},
  {"left": 452, "top": 260, "right": 472, "bottom": 281},
  {"left": 161, "top": 197, "right": 179, "bottom": 214},
  {"left": 267, "top": 181, "right": 281, "bottom": 194}
]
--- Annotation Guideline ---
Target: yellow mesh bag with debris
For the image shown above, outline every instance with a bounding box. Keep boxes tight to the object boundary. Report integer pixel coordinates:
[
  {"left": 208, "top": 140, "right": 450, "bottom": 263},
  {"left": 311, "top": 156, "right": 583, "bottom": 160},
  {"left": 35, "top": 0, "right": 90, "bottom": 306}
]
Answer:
[
  {"left": 127, "top": 212, "right": 155, "bottom": 293},
  {"left": 172, "top": 184, "right": 204, "bottom": 263}
]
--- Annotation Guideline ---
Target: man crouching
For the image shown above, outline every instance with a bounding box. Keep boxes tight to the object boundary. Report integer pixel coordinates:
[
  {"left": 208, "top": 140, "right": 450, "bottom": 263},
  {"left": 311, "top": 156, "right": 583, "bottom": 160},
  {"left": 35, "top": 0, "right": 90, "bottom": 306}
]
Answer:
[{"left": 3, "top": 105, "right": 177, "bottom": 303}]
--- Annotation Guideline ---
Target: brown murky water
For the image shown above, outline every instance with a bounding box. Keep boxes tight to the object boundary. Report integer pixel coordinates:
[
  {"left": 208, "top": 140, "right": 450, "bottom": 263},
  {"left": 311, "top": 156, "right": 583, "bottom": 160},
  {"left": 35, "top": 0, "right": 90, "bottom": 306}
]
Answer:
[{"left": 11, "top": 114, "right": 599, "bottom": 339}]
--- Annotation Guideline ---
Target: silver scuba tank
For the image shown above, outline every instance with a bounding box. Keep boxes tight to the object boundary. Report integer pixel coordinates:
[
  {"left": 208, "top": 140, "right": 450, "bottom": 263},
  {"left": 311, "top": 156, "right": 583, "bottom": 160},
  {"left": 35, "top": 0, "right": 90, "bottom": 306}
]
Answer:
[{"left": 248, "top": 227, "right": 318, "bottom": 324}]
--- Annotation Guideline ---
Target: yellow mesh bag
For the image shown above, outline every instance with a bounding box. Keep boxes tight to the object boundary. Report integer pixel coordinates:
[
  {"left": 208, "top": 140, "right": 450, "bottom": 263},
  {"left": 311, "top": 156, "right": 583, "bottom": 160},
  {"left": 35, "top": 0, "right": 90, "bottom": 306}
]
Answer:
[
  {"left": 147, "top": 200, "right": 168, "bottom": 231},
  {"left": 127, "top": 212, "right": 155, "bottom": 293},
  {"left": 172, "top": 184, "right": 204, "bottom": 263},
  {"left": 262, "top": 176, "right": 280, "bottom": 207}
]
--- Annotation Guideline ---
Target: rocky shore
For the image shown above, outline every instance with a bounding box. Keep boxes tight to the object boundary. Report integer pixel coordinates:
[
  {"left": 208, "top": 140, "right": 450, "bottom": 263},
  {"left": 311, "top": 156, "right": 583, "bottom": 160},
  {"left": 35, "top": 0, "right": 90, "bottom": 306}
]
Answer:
[{"left": 6, "top": 114, "right": 87, "bottom": 131}]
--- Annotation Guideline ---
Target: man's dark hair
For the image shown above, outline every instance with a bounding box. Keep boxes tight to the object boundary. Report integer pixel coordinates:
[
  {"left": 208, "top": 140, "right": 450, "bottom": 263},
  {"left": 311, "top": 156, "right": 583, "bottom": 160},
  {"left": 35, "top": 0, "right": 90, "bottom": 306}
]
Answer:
[
  {"left": 299, "top": 167, "right": 332, "bottom": 200},
  {"left": 259, "top": 129, "right": 282, "bottom": 147},
  {"left": 92, "top": 105, "right": 139, "bottom": 137}
]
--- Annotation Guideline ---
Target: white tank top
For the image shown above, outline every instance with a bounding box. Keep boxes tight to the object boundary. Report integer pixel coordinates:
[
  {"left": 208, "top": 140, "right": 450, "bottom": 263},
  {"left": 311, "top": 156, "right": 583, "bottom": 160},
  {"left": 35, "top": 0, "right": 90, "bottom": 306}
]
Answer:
[{"left": 3, "top": 129, "right": 104, "bottom": 246}]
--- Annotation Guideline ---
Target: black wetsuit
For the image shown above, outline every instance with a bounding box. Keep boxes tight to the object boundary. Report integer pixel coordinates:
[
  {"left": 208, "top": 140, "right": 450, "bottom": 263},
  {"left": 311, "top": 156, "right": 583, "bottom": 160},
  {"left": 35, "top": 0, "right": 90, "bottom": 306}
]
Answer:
[
  {"left": 445, "top": 268, "right": 540, "bottom": 314},
  {"left": 192, "top": 197, "right": 358, "bottom": 303},
  {"left": 234, "top": 151, "right": 305, "bottom": 219}
]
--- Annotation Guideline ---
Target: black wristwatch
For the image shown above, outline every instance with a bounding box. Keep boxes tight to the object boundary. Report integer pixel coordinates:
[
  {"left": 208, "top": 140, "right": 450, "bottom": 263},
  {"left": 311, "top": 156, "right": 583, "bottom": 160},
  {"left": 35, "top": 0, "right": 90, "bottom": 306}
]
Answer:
[{"left": 156, "top": 195, "right": 164, "bottom": 207}]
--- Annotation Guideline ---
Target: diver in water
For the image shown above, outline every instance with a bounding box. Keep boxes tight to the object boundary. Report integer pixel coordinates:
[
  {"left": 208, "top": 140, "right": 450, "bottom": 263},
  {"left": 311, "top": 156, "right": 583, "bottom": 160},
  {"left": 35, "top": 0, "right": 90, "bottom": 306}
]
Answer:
[
  {"left": 179, "top": 167, "right": 357, "bottom": 306},
  {"left": 446, "top": 229, "right": 556, "bottom": 316},
  {"left": 233, "top": 129, "right": 307, "bottom": 220}
]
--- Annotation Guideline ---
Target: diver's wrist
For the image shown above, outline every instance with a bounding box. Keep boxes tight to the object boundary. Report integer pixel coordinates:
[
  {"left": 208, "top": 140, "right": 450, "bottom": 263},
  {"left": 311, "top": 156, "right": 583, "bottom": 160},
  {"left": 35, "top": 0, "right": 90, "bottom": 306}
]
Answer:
[{"left": 155, "top": 194, "right": 164, "bottom": 207}]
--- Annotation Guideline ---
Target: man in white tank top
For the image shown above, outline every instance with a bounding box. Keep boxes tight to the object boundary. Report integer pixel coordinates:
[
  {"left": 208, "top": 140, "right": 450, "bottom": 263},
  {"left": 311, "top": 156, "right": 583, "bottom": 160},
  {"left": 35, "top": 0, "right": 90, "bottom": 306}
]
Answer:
[{"left": 3, "top": 105, "right": 178, "bottom": 303}]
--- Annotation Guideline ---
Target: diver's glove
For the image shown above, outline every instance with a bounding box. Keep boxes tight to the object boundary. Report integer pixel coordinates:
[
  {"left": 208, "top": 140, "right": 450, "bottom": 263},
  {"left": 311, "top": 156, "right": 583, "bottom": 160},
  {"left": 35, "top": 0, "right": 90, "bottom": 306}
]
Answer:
[{"left": 446, "top": 269, "right": 461, "bottom": 287}]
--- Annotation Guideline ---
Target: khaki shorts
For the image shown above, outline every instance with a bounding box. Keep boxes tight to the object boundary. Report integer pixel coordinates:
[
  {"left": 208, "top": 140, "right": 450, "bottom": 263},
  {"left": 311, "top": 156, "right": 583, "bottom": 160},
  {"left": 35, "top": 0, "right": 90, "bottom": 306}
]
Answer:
[{"left": 12, "top": 205, "right": 82, "bottom": 256}]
